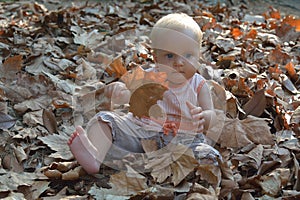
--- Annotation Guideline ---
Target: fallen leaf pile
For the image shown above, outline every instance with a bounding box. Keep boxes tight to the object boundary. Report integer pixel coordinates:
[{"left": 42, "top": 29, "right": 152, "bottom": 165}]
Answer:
[{"left": 0, "top": 0, "right": 299, "bottom": 199}]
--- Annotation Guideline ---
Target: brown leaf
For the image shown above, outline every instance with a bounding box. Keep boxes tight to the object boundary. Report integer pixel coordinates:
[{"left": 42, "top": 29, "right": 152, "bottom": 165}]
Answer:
[
  {"left": 219, "top": 116, "right": 274, "bottom": 148},
  {"left": 3, "top": 55, "right": 23, "bottom": 72},
  {"left": 244, "top": 28, "right": 257, "bottom": 40},
  {"left": 145, "top": 143, "right": 198, "bottom": 186},
  {"left": 0, "top": 111, "right": 16, "bottom": 129},
  {"left": 186, "top": 183, "right": 218, "bottom": 200},
  {"left": 44, "top": 169, "right": 62, "bottom": 179},
  {"left": 243, "top": 116, "right": 275, "bottom": 145},
  {"left": 109, "top": 165, "right": 147, "bottom": 195},
  {"left": 61, "top": 166, "right": 85, "bottom": 180},
  {"left": 285, "top": 62, "right": 299, "bottom": 83},
  {"left": 259, "top": 171, "right": 281, "bottom": 196},
  {"left": 2, "top": 153, "right": 23, "bottom": 173},
  {"left": 242, "top": 89, "right": 266, "bottom": 117},
  {"left": 38, "top": 131, "right": 73, "bottom": 160},
  {"left": 42, "top": 109, "right": 58, "bottom": 134},
  {"left": 218, "top": 117, "right": 253, "bottom": 148},
  {"left": 267, "top": 47, "right": 291, "bottom": 66},
  {"left": 105, "top": 55, "right": 127, "bottom": 79},
  {"left": 292, "top": 153, "right": 300, "bottom": 190},
  {"left": 196, "top": 164, "right": 222, "bottom": 188},
  {"left": 245, "top": 144, "right": 264, "bottom": 169}
]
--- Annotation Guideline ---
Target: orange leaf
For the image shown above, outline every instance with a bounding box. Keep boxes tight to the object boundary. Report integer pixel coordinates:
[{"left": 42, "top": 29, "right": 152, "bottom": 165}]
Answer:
[
  {"left": 269, "top": 7, "right": 281, "bottom": 20},
  {"left": 285, "top": 62, "right": 298, "bottom": 82},
  {"left": 268, "top": 65, "right": 282, "bottom": 75},
  {"left": 257, "top": 79, "right": 265, "bottom": 90},
  {"left": 266, "top": 88, "right": 276, "bottom": 97},
  {"left": 245, "top": 28, "right": 257, "bottom": 40},
  {"left": 105, "top": 56, "right": 127, "bottom": 79},
  {"left": 223, "top": 77, "right": 237, "bottom": 88},
  {"left": 3, "top": 55, "right": 23, "bottom": 72},
  {"left": 231, "top": 28, "right": 243, "bottom": 39},
  {"left": 267, "top": 47, "right": 291, "bottom": 65},
  {"left": 121, "top": 66, "right": 167, "bottom": 91},
  {"left": 283, "top": 15, "right": 300, "bottom": 32},
  {"left": 238, "top": 77, "right": 253, "bottom": 96}
]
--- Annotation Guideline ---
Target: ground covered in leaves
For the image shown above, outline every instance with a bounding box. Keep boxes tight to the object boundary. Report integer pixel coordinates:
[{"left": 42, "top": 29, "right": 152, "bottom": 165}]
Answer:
[{"left": 0, "top": 0, "right": 300, "bottom": 199}]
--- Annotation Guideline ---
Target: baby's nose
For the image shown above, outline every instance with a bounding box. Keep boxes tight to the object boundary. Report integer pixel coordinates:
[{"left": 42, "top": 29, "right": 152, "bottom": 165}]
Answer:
[{"left": 173, "top": 55, "right": 184, "bottom": 67}]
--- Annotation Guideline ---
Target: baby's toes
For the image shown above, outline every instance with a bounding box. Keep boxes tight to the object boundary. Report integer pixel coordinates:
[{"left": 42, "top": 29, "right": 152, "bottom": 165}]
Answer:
[{"left": 68, "top": 132, "right": 79, "bottom": 145}]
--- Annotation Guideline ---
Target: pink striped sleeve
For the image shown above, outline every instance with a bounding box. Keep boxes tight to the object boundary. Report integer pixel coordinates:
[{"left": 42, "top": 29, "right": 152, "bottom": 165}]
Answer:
[{"left": 196, "top": 79, "right": 206, "bottom": 94}]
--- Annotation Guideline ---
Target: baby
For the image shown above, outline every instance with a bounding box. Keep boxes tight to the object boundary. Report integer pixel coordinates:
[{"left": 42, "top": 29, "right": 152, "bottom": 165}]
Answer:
[{"left": 68, "top": 13, "right": 221, "bottom": 174}]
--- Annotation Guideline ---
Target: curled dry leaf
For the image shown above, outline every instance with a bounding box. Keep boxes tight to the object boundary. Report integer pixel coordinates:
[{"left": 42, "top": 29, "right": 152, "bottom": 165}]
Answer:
[
  {"left": 62, "top": 166, "right": 85, "bottom": 180},
  {"left": 44, "top": 169, "right": 62, "bottom": 179}
]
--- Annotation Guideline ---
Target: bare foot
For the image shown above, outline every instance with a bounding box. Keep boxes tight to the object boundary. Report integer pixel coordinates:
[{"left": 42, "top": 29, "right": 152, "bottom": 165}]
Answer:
[{"left": 68, "top": 126, "right": 101, "bottom": 174}]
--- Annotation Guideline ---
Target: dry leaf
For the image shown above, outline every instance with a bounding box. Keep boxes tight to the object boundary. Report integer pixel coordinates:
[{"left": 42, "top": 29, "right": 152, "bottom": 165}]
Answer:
[
  {"left": 0, "top": 112, "right": 16, "bottom": 129},
  {"left": 259, "top": 171, "right": 281, "bottom": 196},
  {"left": 3, "top": 55, "right": 23, "bottom": 72},
  {"left": 196, "top": 164, "right": 222, "bottom": 188},
  {"left": 42, "top": 109, "right": 58, "bottom": 134},
  {"left": 186, "top": 183, "right": 218, "bottom": 200},
  {"left": 105, "top": 55, "right": 127, "bottom": 79},
  {"left": 282, "top": 15, "right": 300, "bottom": 32},
  {"left": 145, "top": 143, "right": 198, "bottom": 186},
  {"left": 38, "top": 132, "right": 73, "bottom": 160},
  {"left": 109, "top": 165, "right": 147, "bottom": 195},
  {"left": 231, "top": 27, "right": 243, "bottom": 40},
  {"left": 242, "top": 89, "right": 266, "bottom": 117},
  {"left": 44, "top": 169, "right": 62, "bottom": 179},
  {"left": 219, "top": 116, "right": 274, "bottom": 148},
  {"left": 62, "top": 166, "right": 85, "bottom": 180}
]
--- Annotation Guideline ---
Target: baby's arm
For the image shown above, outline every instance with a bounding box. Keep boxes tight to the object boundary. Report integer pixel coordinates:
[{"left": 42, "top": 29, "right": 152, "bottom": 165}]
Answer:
[
  {"left": 197, "top": 83, "right": 216, "bottom": 131},
  {"left": 187, "top": 83, "right": 216, "bottom": 132},
  {"left": 105, "top": 81, "right": 131, "bottom": 105}
]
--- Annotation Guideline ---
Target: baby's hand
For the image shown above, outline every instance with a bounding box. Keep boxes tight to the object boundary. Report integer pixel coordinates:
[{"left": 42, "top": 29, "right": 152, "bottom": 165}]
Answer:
[
  {"left": 186, "top": 101, "right": 205, "bottom": 133},
  {"left": 105, "top": 82, "right": 130, "bottom": 105}
]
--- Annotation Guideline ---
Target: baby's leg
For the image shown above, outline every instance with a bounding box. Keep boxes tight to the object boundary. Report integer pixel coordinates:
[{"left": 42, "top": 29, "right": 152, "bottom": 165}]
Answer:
[{"left": 68, "top": 120, "right": 112, "bottom": 174}]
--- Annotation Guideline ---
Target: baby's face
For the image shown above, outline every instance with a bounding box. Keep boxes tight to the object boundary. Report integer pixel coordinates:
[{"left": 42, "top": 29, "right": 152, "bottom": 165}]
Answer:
[{"left": 152, "top": 28, "right": 200, "bottom": 87}]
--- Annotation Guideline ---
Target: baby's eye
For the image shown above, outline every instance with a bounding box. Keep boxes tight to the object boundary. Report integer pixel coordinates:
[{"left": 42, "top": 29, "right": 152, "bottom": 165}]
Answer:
[{"left": 166, "top": 53, "right": 174, "bottom": 59}]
